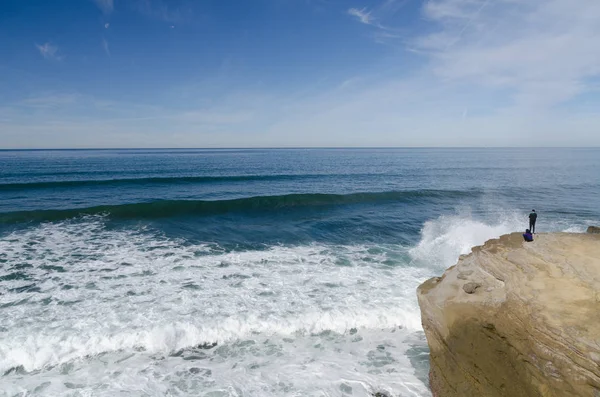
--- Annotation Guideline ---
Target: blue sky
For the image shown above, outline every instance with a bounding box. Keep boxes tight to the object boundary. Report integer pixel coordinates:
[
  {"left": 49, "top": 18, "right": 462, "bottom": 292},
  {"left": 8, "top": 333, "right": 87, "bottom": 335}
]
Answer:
[{"left": 1, "top": 0, "right": 600, "bottom": 148}]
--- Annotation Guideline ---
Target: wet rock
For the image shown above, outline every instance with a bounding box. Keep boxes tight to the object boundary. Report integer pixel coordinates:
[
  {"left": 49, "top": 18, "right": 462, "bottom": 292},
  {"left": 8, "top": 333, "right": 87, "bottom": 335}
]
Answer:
[
  {"left": 587, "top": 226, "right": 600, "bottom": 234},
  {"left": 371, "top": 392, "right": 392, "bottom": 397},
  {"left": 197, "top": 342, "right": 217, "bottom": 350}
]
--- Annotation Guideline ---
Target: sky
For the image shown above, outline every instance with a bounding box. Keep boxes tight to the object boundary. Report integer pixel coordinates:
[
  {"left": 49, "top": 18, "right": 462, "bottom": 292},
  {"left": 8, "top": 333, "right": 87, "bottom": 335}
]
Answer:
[{"left": 1, "top": 0, "right": 600, "bottom": 148}]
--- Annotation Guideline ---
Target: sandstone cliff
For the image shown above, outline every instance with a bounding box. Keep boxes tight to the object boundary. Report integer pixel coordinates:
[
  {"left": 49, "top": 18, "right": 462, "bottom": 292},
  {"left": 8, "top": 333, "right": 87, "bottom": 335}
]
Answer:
[{"left": 417, "top": 232, "right": 600, "bottom": 397}]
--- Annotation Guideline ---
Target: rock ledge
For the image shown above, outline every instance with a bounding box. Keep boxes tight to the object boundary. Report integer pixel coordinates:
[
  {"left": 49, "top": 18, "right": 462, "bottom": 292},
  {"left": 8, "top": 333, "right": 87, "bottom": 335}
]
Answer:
[{"left": 417, "top": 232, "right": 600, "bottom": 397}]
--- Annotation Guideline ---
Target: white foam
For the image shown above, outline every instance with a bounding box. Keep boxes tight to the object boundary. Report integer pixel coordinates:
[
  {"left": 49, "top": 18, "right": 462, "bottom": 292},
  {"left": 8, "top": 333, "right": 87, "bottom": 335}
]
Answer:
[
  {"left": 408, "top": 209, "right": 589, "bottom": 270},
  {"left": 409, "top": 211, "right": 523, "bottom": 270},
  {"left": 0, "top": 217, "right": 431, "bottom": 396},
  {"left": 5, "top": 211, "right": 582, "bottom": 395}
]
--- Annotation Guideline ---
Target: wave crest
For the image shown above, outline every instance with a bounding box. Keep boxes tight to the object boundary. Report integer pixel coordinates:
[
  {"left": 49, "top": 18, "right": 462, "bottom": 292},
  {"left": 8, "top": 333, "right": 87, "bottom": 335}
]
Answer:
[
  {"left": 0, "top": 189, "right": 478, "bottom": 224},
  {"left": 409, "top": 212, "right": 525, "bottom": 269}
]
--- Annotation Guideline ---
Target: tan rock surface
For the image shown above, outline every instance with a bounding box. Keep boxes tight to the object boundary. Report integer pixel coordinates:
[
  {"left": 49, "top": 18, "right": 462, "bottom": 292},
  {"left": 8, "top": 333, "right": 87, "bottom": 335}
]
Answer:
[{"left": 417, "top": 232, "right": 600, "bottom": 397}]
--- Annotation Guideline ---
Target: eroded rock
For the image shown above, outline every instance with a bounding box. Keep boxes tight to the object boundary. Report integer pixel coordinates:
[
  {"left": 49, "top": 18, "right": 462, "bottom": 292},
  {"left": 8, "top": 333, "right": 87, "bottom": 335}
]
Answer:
[
  {"left": 462, "top": 282, "right": 481, "bottom": 294},
  {"left": 417, "top": 232, "right": 600, "bottom": 397}
]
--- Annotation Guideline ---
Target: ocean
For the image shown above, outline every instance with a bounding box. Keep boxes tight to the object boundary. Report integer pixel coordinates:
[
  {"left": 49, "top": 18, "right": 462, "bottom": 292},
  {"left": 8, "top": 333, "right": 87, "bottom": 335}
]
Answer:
[{"left": 0, "top": 148, "right": 598, "bottom": 397}]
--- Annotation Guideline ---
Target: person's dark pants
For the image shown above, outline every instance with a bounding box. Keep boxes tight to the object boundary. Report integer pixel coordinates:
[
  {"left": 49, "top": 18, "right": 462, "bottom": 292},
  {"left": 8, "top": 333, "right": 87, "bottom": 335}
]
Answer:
[{"left": 529, "top": 221, "right": 536, "bottom": 234}]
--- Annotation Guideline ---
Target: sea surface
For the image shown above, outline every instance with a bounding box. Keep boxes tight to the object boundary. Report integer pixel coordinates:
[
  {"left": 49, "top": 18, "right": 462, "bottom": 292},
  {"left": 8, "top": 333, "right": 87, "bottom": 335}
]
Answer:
[{"left": 0, "top": 148, "right": 598, "bottom": 397}]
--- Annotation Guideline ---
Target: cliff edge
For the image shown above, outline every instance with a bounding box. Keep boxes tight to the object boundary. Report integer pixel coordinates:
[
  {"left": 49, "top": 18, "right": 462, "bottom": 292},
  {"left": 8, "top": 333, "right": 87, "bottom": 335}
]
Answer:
[{"left": 417, "top": 232, "right": 600, "bottom": 397}]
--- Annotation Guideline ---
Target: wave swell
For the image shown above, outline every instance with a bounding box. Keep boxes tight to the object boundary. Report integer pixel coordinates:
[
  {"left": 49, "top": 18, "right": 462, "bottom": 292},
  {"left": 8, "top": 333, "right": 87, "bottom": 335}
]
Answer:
[
  {"left": 0, "top": 189, "right": 477, "bottom": 224},
  {"left": 0, "top": 174, "right": 326, "bottom": 191}
]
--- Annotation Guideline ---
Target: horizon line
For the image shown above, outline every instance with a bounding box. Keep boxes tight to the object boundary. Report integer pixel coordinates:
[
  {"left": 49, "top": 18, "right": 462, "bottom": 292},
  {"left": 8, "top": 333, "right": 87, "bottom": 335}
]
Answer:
[{"left": 1, "top": 146, "right": 598, "bottom": 151}]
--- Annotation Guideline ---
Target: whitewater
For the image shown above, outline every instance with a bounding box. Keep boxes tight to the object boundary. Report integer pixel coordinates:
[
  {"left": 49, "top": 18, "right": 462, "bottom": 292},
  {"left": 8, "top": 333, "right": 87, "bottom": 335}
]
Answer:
[{"left": 0, "top": 148, "right": 598, "bottom": 396}]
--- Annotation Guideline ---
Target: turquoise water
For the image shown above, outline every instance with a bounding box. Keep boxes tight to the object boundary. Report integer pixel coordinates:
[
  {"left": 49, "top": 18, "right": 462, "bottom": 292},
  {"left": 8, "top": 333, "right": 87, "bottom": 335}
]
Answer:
[{"left": 0, "top": 148, "right": 598, "bottom": 396}]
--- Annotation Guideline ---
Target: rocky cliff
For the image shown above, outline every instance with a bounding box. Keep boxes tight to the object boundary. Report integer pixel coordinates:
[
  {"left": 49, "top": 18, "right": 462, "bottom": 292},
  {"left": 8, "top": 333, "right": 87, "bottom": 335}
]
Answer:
[{"left": 417, "top": 232, "right": 600, "bottom": 397}]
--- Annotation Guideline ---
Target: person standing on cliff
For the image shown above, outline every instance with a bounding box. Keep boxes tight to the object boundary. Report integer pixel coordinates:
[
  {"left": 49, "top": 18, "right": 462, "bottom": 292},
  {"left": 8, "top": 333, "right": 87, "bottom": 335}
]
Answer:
[{"left": 529, "top": 210, "right": 537, "bottom": 234}]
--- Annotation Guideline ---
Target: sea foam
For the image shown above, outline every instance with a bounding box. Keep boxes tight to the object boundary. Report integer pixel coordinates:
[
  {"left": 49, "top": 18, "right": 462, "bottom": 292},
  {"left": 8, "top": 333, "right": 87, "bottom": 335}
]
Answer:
[
  {"left": 0, "top": 216, "right": 430, "bottom": 396},
  {"left": 0, "top": 211, "right": 584, "bottom": 396}
]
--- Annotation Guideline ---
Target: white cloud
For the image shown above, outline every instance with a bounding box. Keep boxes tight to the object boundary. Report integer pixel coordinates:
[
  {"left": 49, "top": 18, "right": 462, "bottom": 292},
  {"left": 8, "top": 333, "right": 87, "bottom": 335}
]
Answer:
[
  {"left": 178, "top": 110, "right": 255, "bottom": 125},
  {"left": 94, "top": 0, "right": 114, "bottom": 14},
  {"left": 349, "top": 0, "right": 600, "bottom": 109},
  {"left": 3, "top": 77, "right": 600, "bottom": 148},
  {"left": 35, "top": 43, "right": 61, "bottom": 60},
  {"left": 7, "top": 0, "right": 600, "bottom": 148},
  {"left": 261, "top": 77, "right": 600, "bottom": 147},
  {"left": 102, "top": 39, "right": 110, "bottom": 56},
  {"left": 348, "top": 7, "right": 374, "bottom": 25},
  {"left": 105, "top": 23, "right": 110, "bottom": 29},
  {"left": 346, "top": 2, "right": 408, "bottom": 42},
  {"left": 266, "top": 0, "right": 600, "bottom": 147},
  {"left": 416, "top": 0, "right": 600, "bottom": 107},
  {"left": 19, "top": 94, "right": 80, "bottom": 108}
]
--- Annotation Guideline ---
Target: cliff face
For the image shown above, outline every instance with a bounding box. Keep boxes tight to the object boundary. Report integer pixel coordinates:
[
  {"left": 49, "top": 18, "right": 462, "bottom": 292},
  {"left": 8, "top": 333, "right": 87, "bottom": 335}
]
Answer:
[{"left": 417, "top": 232, "right": 600, "bottom": 397}]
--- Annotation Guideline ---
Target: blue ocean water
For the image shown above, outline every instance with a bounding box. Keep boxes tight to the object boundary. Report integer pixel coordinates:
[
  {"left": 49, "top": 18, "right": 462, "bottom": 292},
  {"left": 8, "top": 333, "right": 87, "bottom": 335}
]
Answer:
[{"left": 0, "top": 148, "right": 598, "bottom": 396}]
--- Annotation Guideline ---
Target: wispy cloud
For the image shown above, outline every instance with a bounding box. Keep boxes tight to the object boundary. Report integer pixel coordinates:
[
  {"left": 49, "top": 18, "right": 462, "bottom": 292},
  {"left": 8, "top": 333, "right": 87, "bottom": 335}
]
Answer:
[
  {"left": 17, "top": 93, "right": 81, "bottom": 109},
  {"left": 415, "top": 0, "right": 600, "bottom": 107},
  {"left": 267, "top": 0, "right": 600, "bottom": 146},
  {"left": 102, "top": 39, "right": 110, "bottom": 56},
  {"left": 348, "top": 7, "right": 374, "bottom": 25},
  {"left": 93, "top": 0, "right": 114, "bottom": 14},
  {"left": 7, "top": 0, "right": 600, "bottom": 148},
  {"left": 35, "top": 43, "right": 61, "bottom": 60},
  {"left": 347, "top": 1, "right": 408, "bottom": 42},
  {"left": 0, "top": 91, "right": 265, "bottom": 148}
]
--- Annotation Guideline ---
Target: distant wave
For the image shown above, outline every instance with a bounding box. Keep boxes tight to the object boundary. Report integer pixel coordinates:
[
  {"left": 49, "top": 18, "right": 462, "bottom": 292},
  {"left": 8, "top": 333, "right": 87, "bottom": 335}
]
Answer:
[
  {"left": 0, "top": 190, "right": 479, "bottom": 224},
  {"left": 0, "top": 174, "right": 334, "bottom": 191}
]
